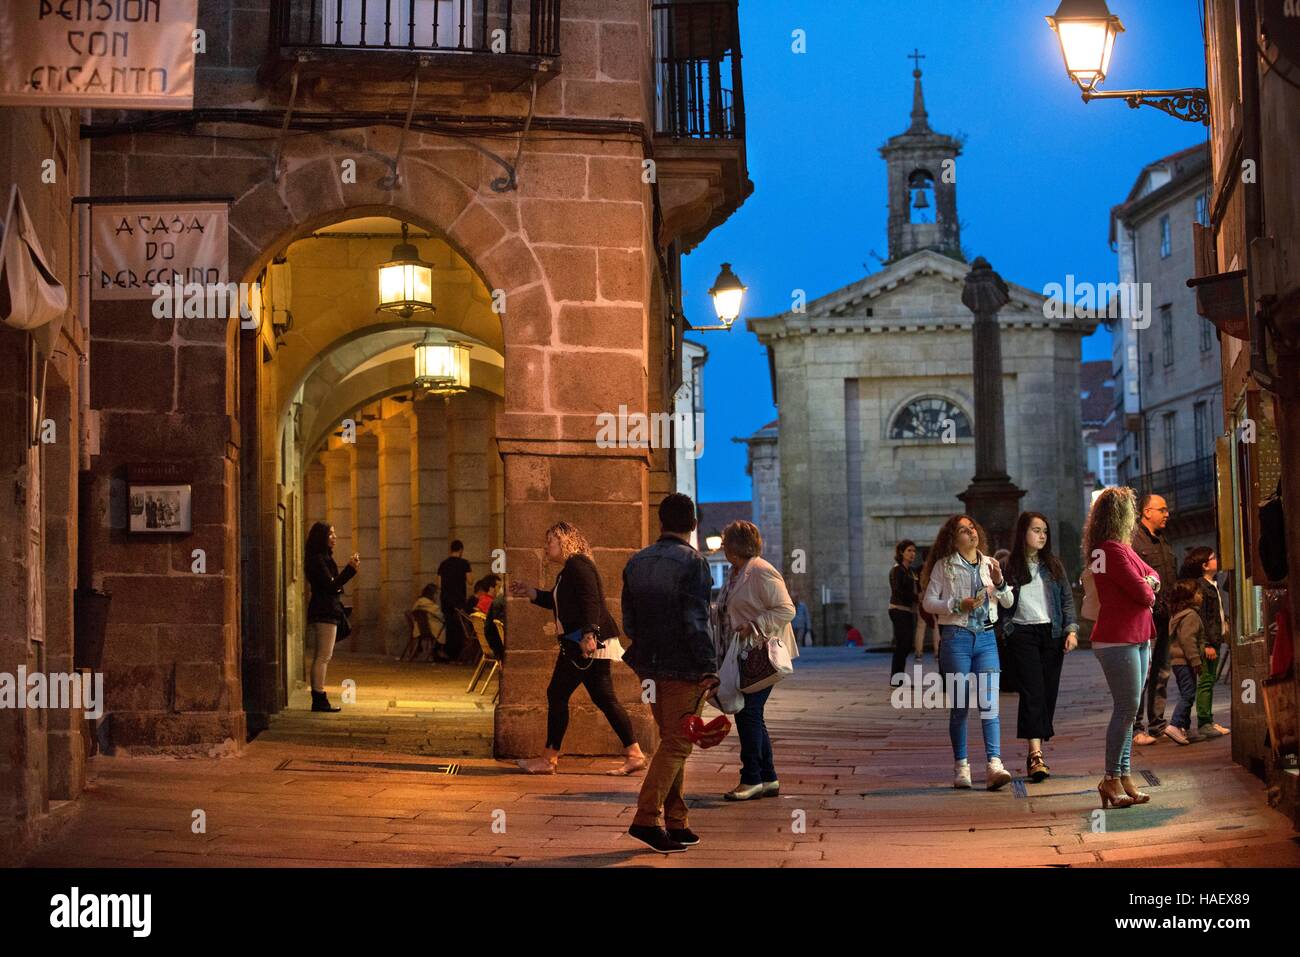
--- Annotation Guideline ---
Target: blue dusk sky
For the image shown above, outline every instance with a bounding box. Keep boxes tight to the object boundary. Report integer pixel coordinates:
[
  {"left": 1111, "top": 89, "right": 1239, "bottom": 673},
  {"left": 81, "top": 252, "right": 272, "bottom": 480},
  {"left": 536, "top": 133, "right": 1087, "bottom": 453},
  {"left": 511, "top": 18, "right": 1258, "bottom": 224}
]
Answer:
[{"left": 681, "top": 0, "right": 1209, "bottom": 503}]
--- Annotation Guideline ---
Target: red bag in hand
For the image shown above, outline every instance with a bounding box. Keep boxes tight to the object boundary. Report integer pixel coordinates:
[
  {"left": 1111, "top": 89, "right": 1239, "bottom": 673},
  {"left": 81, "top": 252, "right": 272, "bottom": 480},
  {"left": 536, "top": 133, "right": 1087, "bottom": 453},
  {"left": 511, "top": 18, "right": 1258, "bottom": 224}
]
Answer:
[{"left": 681, "top": 714, "right": 731, "bottom": 749}]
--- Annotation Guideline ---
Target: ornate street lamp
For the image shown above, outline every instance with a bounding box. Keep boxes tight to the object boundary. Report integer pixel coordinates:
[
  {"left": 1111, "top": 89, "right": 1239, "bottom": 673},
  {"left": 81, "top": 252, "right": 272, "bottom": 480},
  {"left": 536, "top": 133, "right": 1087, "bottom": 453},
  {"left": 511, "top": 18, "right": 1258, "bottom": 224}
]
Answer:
[
  {"left": 413, "top": 331, "right": 471, "bottom": 396},
  {"left": 377, "top": 222, "right": 434, "bottom": 318},
  {"left": 1045, "top": 0, "right": 1209, "bottom": 124},
  {"left": 691, "top": 263, "right": 749, "bottom": 332}
]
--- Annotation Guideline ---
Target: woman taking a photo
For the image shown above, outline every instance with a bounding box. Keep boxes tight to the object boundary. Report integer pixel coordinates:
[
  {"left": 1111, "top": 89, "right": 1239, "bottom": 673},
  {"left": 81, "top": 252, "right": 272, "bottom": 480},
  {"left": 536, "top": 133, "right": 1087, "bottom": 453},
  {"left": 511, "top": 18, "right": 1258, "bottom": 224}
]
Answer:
[
  {"left": 888, "top": 539, "right": 919, "bottom": 683},
  {"left": 1002, "top": 512, "right": 1079, "bottom": 783},
  {"left": 1085, "top": 487, "right": 1158, "bottom": 809},
  {"left": 921, "top": 515, "right": 1015, "bottom": 790},
  {"left": 509, "top": 522, "right": 647, "bottom": 776},
  {"left": 305, "top": 522, "right": 360, "bottom": 713},
  {"left": 715, "top": 520, "right": 798, "bottom": 801}
]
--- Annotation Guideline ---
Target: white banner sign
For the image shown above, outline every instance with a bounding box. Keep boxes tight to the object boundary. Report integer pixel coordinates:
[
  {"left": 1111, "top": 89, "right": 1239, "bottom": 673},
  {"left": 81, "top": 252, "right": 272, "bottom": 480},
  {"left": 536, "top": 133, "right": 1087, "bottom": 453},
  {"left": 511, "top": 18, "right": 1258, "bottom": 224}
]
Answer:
[
  {"left": 92, "top": 203, "right": 228, "bottom": 301},
  {"left": 0, "top": 0, "right": 198, "bottom": 109}
]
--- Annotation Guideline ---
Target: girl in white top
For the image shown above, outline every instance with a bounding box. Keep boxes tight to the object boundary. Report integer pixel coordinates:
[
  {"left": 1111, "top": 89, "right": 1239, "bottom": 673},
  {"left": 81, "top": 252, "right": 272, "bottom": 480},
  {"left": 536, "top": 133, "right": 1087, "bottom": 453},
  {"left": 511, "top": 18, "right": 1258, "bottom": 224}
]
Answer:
[{"left": 1002, "top": 512, "right": 1079, "bottom": 783}]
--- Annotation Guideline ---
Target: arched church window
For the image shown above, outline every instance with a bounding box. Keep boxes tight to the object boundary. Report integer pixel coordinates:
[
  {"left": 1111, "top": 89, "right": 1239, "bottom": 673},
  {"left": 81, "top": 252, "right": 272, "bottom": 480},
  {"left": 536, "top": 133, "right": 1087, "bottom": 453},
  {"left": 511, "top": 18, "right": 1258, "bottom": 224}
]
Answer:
[
  {"left": 889, "top": 396, "right": 972, "bottom": 440},
  {"left": 908, "top": 169, "right": 935, "bottom": 224}
]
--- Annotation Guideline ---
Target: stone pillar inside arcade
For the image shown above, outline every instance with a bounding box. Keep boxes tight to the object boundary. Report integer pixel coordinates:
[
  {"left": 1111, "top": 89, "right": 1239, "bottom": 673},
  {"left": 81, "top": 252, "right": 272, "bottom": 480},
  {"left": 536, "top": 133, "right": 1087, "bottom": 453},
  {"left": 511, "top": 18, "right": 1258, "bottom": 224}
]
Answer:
[
  {"left": 348, "top": 432, "right": 382, "bottom": 653},
  {"left": 377, "top": 410, "right": 413, "bottom": 657}
]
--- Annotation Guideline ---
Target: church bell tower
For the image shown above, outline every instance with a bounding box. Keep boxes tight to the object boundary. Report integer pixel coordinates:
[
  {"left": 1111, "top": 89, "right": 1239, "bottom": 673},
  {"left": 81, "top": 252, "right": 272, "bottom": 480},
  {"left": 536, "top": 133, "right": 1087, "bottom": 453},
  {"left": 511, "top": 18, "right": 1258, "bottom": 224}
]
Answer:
[{"left": 879, "top": 52, "right": 964, "bottom": 264}]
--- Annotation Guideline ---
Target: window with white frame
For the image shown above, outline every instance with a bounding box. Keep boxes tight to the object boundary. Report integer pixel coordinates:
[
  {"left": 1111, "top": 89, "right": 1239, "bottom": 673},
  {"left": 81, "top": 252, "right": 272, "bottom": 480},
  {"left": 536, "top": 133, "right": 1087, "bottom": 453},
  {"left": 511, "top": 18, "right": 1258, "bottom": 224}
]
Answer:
[
  {"left": 1195, "top": 192, "right": 1210, "bottom": 227},
  {"left": 1100, "top": 446, "right": 1118, "bottom": 486},
  {"left": 1159, "top": 215, "right": 1172, "bottom": 258}
]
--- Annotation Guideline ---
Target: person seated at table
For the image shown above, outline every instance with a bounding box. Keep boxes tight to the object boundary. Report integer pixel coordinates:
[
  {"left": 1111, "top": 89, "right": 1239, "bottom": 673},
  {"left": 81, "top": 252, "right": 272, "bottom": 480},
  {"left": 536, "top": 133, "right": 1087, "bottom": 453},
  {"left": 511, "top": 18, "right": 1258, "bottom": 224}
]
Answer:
[
  {"left": 469, "top": 574, "right": 501, "bottom": 616},
  {"left": 411, "top": 583, "right": 448, "bottom": 661}
]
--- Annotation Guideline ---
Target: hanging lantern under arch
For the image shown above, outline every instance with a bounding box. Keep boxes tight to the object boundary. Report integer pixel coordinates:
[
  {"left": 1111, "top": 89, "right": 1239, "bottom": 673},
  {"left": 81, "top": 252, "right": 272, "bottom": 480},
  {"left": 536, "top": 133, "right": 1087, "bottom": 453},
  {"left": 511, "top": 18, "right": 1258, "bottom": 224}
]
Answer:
[
  {"left": 377, "top": 222, "right": 434, "bottom": 318},
  {"left": 413, "top": 332, "right": 471, "bottom": 395}
]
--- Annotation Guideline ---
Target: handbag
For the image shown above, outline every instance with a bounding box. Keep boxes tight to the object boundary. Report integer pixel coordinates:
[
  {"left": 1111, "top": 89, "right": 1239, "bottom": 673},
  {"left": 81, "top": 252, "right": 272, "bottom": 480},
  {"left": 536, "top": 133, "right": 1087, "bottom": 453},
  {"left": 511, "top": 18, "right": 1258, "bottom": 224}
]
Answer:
[
  {"left": 738, "top": 630, "right": 793, "bottom": 693},
  {"left": 335, "top": 605, "right": 352, "bottom": 642}
]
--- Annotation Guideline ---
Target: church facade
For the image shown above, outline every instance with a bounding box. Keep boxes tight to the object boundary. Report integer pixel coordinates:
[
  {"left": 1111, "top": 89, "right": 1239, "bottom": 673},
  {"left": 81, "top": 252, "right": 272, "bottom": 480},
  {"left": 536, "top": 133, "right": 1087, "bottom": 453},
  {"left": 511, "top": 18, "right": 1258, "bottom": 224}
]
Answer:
[{"left": 748, "top": 69, "right": 1097, "bottom": 647}]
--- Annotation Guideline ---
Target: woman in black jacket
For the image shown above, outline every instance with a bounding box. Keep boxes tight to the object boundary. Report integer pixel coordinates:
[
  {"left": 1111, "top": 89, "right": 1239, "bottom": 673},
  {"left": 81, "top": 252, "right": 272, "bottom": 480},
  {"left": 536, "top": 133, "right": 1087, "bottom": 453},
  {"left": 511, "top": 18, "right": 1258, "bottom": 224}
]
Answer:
[
  {"left": 305, "top": 522, "right": 360, "bottom": 712},
  {"left": 508, "top": 521, "right": 646, "bottom": 775},
  {"left": 888, "top": 540, "right": 920, "bottom": 683}
]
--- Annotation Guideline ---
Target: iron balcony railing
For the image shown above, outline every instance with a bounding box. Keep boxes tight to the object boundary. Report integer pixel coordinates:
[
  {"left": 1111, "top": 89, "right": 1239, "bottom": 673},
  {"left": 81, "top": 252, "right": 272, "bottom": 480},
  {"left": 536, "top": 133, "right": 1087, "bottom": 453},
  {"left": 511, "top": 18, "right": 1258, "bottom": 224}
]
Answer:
[
  {"left": 271, "top": 0, "right": 560, "bottom": 59},
  {"left": 1134, "top": 454, "right": 1217, "bottom": 515},
  {"left": 653, "top": 0, "right": 744, "bottom": 140}
]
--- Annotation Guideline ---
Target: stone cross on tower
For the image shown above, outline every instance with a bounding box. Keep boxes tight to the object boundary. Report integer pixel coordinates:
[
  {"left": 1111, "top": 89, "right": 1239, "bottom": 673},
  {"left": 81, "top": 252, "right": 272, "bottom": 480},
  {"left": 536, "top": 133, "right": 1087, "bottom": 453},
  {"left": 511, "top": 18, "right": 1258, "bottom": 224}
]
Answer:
[{"left": 958, "top": 257, "right": 1026, "bottom": 551}]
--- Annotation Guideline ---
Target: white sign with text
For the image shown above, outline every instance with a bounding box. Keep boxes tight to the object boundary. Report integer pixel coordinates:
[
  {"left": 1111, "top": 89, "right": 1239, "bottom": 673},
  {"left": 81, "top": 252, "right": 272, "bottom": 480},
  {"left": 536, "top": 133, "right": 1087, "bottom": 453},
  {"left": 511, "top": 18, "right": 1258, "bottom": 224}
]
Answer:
[
  {"left": 92, "top": 202, "right": 228, "bottom": 300},
  {"left": 0, "top": 0, "right": 198, "bottom": 109}
]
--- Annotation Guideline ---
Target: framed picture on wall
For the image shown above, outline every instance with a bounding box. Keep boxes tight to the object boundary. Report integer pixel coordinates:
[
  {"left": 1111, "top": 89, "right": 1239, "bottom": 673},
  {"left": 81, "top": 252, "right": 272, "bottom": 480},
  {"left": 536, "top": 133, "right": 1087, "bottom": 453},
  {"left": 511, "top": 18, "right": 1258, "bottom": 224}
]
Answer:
[{"left": 127, "top": 484, "right": 192, "bottom": 534}]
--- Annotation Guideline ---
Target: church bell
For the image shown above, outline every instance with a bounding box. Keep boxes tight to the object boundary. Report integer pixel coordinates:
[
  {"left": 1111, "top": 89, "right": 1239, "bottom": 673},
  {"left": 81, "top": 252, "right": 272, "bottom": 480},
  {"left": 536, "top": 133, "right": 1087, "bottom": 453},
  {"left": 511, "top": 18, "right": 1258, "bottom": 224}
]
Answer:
[{"left": 912, "top": 188, "right": 931, "bottom": 210}]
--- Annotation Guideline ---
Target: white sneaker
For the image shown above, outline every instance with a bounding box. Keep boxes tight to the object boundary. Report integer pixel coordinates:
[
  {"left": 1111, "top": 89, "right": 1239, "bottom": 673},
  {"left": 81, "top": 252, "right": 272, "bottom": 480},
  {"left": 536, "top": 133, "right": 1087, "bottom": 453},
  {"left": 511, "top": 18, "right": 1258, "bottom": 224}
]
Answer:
[
  {"left": 1163, "top": 726, "right": 1191, "bottom": 746},
  {"left": 954, "top": 761, "right": 972, "bottom": 789},
  {"left": 986, "top": 757, "right": 1012, "bottom": 791}
]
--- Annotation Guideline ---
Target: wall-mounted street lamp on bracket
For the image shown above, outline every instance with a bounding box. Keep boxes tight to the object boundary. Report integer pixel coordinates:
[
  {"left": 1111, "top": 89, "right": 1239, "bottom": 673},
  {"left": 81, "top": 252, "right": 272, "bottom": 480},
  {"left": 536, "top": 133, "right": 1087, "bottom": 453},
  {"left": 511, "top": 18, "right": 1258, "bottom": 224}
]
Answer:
[{"left": 1046, "top": 0, "right": 1210, "bottom": 125}]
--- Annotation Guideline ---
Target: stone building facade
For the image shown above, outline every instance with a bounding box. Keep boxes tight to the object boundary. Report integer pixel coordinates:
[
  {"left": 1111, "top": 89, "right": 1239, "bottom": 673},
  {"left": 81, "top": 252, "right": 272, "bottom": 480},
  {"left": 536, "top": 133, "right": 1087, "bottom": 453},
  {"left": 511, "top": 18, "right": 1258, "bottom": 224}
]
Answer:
[
  {"left": 749, "top": 71, "right": 1095, "bottom": 647},
  {"left": 0, "top": 106, "right": 87, "bottom": 862},
  {"left": 1109, "top": 143, "right": 1218, "bottom": 564},
  {"left": 2, "top": 0, "right": 750, "bottom": 851}
]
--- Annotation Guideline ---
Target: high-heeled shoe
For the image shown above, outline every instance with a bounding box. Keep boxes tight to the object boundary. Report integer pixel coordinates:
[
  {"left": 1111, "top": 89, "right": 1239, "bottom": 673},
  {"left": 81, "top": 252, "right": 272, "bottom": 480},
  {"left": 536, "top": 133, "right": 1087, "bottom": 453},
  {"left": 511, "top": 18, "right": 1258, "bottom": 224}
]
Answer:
[
  {"left": 1119, "top": 775, "right": 1151, "bottom": 804},
  {"left": 1097, "top": 776, "right": 1136, "bottom": 809}
]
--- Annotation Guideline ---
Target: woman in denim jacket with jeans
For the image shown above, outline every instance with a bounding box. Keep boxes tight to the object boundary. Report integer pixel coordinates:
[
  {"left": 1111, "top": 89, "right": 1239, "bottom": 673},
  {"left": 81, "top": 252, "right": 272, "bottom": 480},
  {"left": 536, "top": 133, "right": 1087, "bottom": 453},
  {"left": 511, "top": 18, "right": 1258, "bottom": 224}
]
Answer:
[{"left": 921, "top": 515, "right": 1015, "bottom": 791}]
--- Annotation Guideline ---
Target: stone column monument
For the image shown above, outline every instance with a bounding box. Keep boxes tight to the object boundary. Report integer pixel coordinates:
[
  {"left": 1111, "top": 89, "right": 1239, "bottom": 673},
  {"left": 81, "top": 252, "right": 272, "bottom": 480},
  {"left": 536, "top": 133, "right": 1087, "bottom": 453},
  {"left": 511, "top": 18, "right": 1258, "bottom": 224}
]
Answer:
[{"left": 958, "top": 257, "right": 1025, "bottom": 551}]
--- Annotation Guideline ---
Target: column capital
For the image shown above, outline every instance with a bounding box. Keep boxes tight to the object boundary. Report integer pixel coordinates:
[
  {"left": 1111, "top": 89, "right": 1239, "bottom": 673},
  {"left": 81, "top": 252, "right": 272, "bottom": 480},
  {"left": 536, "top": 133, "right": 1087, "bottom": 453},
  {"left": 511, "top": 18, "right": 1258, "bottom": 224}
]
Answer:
[{"left": 961, "top": 256, "right": 1011, "bottom": 317}]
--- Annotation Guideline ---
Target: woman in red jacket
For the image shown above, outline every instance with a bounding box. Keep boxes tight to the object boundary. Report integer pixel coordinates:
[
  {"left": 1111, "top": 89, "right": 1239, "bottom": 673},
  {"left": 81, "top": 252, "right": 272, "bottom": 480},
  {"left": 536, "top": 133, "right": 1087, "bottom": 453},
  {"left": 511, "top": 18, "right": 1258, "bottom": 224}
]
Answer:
[{"left": 1085, "top": 487, "right": 1159, "bottom": 809}]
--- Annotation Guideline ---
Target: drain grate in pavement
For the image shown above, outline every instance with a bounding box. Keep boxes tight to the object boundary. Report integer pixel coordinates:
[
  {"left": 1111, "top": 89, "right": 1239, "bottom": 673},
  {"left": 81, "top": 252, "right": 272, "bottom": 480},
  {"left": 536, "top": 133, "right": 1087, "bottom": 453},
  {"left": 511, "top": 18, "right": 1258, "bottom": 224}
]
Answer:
[
  {"left": 1012, "top": 778, "right": 1028, "bottom": 798},
  {"left": 275, "top": 758, "right": 460, "bottom": 775},
  {"left": 1139, "top": 769, "right": 1161, "bottom": 787}
]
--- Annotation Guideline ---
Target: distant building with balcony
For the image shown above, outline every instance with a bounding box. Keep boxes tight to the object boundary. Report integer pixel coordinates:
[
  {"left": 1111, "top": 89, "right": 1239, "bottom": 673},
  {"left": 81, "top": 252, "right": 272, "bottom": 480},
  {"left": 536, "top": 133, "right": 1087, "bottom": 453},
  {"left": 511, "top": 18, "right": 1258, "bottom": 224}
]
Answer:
[{"left": 1109, "top": 143, "right": 1218, "bottom": 565}]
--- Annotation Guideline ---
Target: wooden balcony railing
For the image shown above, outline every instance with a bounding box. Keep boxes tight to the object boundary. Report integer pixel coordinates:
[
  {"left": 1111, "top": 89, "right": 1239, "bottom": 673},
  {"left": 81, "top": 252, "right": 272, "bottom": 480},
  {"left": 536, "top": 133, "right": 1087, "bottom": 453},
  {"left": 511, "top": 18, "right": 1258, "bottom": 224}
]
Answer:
[{"left": 652, "top": 0, "right": 744, "bottom": 141}]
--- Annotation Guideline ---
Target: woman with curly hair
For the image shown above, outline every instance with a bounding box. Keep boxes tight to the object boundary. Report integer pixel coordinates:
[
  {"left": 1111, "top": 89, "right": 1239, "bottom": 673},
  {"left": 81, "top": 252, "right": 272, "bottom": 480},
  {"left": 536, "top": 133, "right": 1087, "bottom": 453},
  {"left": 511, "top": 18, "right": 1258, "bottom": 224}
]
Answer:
[
  {"left": 1085, "top": 487, "right": 1159, "bottom": 809},
  {"left": 920, "top": 515, "right": 1015, "bottom": 790},
  {"left": 509, "top": 521, "right": 647, "bottom": 776}
]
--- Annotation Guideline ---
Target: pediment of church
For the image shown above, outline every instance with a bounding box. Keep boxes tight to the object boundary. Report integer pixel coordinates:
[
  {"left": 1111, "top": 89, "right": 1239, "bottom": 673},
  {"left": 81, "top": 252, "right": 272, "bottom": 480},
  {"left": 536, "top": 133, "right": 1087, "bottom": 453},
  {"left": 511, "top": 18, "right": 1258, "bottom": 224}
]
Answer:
[{"left": 750, "top": 248, "right": 1073, "bottom": 339}]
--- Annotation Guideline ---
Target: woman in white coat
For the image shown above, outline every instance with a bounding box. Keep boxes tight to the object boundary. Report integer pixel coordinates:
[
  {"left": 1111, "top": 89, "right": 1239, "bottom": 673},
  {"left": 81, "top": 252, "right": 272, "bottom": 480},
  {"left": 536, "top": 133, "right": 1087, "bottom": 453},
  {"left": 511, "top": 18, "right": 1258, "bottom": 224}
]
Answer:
[
  {"left": 715, "top": 520, "right": 799, "bottom": 801},
  {"left": 920, "top": 514, "right": 1015, "bottom": 790}
]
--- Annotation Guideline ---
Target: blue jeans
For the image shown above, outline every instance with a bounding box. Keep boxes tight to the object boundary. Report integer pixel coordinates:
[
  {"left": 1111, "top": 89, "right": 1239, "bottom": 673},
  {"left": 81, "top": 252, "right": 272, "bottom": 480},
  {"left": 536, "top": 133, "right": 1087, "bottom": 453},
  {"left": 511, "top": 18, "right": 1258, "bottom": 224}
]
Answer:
[
  {"left": 735, "top": 685, "right": 776, "bottom": 785},
  {"left": 1170, "top": 664, "right": 1198, "bottom": 731},
  {"left": 1094, "top": 641, "right": 1151, "bottom": 776},
  {"left": 938, "top": 626, "right": 1001, "bottom": 762}
]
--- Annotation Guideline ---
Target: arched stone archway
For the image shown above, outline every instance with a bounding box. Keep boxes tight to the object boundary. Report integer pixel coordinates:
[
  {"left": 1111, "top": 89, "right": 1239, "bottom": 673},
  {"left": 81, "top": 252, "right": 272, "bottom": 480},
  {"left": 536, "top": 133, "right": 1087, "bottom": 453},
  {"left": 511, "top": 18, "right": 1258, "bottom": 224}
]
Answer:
[
  {"left": 225, "top": 130, "right": 659, "bottom": 759},
  {"left": 87, "top": 121, "right": 660, "bottom": 757}
]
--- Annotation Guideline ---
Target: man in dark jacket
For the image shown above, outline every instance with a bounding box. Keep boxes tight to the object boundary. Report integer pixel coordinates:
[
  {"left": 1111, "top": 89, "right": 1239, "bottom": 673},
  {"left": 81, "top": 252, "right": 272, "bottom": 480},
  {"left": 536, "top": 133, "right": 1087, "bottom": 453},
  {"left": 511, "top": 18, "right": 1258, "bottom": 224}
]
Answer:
[
  {"left": 622, "top": 493, "right": 717, "bottom": 854},
  {"left": 1131, "top": 493, "right": 1178, "bottom": 744}
]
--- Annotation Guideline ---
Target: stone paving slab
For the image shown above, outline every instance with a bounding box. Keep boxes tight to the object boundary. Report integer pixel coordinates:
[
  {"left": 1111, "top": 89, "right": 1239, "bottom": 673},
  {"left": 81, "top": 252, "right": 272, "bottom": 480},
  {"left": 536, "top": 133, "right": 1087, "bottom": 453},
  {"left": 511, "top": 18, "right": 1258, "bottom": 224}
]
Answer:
[{"left": 19, "top": 648, "right": 1300, "bottom": 868}]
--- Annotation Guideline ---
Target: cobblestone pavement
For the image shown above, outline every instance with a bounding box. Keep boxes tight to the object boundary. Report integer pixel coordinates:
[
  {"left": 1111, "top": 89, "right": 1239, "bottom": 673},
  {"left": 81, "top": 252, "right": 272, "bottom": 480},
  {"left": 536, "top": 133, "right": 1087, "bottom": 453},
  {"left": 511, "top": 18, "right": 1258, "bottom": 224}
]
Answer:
[{"left": 23, "top": 648, "right": 1300, "bottom": 868}]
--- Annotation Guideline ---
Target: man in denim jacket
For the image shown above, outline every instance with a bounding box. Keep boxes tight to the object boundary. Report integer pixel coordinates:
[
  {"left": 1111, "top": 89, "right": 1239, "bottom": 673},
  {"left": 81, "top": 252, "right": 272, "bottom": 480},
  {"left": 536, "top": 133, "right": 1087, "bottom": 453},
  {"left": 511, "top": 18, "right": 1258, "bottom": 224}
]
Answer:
[{"left": 621, "top": 493, "right": 717, "bottom": 854}]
